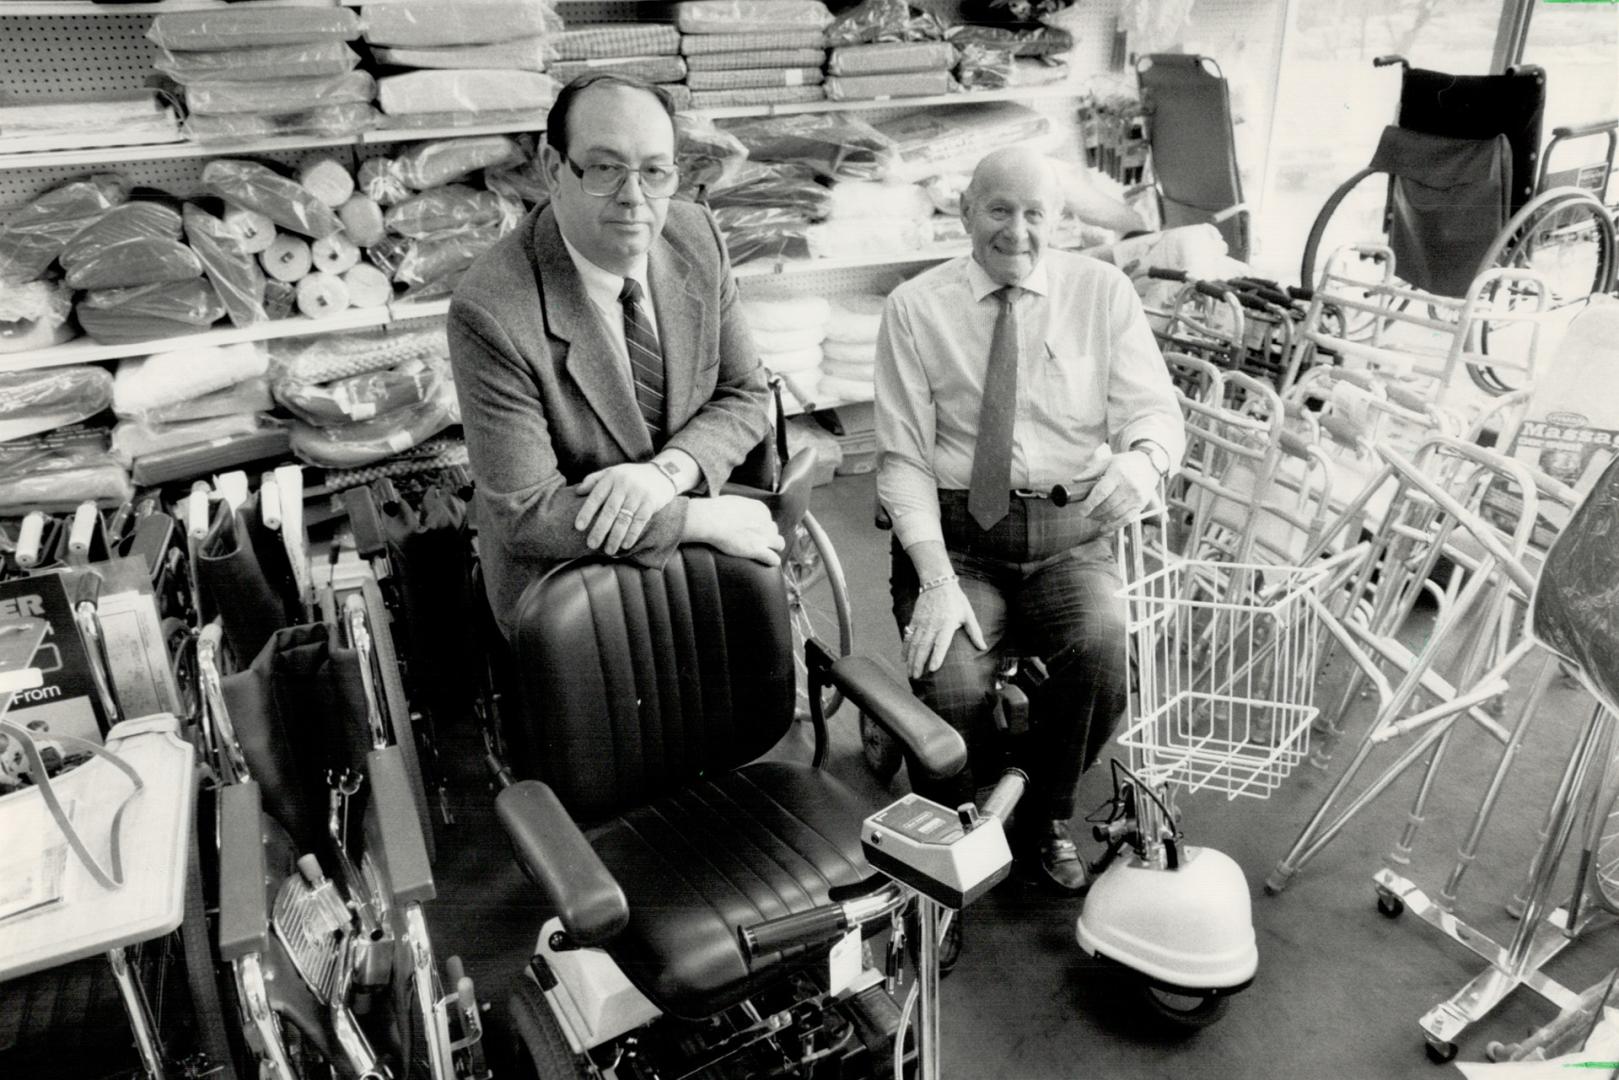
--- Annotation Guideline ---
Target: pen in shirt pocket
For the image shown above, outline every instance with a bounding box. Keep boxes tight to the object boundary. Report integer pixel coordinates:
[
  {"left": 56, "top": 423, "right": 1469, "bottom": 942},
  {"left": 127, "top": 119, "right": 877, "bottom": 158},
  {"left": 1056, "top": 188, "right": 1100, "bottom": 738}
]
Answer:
[{"left": 1043, "top": 341, "right": 1057, "bottom": 361}]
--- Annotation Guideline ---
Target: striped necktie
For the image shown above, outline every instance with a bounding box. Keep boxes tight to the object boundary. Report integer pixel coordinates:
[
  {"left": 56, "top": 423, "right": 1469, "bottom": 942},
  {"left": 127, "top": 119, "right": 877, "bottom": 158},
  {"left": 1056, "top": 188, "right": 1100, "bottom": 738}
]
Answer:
[
  {"left": 967, "top": 285, "right": 1023, "bottom": 530},
  {"left": 619, "top": 277, "right": 665, "bottom": 441}
]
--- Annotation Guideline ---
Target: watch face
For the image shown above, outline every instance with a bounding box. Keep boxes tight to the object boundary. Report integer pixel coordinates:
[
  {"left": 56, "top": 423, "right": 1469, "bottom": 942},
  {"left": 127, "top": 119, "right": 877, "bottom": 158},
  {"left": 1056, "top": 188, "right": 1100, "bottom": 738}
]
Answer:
[{"left": 658, "top": 459, "right": 679, "bottom": 477}]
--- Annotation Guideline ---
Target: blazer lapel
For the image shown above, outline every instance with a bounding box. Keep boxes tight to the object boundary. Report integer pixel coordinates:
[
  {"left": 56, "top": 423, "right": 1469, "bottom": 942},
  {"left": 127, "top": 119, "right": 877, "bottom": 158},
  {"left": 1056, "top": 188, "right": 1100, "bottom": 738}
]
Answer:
[
  {"left": 648, "top": 236, "right": 709, "bottom": 429},
  {"left": 533, "top": 209, "right": 652, "bottom": 459}
]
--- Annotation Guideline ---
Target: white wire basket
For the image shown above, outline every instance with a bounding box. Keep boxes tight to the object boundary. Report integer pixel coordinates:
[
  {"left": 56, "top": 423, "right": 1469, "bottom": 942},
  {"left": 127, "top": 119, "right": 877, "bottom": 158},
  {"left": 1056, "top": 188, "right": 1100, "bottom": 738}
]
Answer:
[{"left": 1117, "top": 557, "right": 1325, "bottom": 799}]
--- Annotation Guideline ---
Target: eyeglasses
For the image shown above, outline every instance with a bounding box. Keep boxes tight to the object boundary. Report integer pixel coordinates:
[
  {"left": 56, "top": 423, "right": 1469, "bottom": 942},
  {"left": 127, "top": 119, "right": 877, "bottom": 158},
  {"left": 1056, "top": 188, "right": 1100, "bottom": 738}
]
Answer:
[{"left": 566, "top": 157, "right": 680, "bottom": 198}]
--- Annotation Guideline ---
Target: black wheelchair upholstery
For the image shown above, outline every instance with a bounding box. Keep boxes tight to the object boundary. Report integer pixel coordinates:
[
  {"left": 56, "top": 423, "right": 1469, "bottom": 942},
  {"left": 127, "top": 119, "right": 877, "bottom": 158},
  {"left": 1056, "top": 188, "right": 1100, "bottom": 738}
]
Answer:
[{"left": 496, "top": 546, "right": 958, "bottom": 1020}]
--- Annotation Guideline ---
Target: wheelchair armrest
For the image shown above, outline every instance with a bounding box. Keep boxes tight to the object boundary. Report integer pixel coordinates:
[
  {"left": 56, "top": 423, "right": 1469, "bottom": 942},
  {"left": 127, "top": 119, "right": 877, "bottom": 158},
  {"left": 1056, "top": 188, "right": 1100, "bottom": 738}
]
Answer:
[
  {"left": 820, "top": 653, "right": 967, "bottom": 782},
  {"left": 367, "top": 745, "right": 435, "bottom": 905},
  {"left": 217, "top": 780, "right": 269, "bottom": 961},
  {"left": 496, "top": 780, "right": 629, "bottom": 947}
]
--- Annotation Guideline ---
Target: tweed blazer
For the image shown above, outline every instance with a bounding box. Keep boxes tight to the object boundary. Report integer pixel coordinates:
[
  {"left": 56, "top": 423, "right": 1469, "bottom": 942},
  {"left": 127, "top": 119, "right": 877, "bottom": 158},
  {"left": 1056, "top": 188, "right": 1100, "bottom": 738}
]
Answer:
[{"left": 449, "top": 200, "right": 770, "bottom": 638}]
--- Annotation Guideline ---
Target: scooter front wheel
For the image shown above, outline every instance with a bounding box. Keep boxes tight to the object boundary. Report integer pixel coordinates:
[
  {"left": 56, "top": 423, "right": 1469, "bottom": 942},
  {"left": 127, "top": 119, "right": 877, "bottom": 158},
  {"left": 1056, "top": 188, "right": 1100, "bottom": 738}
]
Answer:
[{"left": 1137, "top": 981, "right": 1230, "bottom": 1031}]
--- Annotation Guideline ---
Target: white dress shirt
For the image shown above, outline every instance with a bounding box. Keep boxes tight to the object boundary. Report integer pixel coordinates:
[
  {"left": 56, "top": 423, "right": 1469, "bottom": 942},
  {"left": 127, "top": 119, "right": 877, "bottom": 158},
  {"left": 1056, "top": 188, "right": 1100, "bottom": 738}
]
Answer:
[
  {"left": 560, "top": 234, "right": 662, "bottom": 367},
  {"left": 875, "top": 250, "right": 1186, "bottom": 551}
]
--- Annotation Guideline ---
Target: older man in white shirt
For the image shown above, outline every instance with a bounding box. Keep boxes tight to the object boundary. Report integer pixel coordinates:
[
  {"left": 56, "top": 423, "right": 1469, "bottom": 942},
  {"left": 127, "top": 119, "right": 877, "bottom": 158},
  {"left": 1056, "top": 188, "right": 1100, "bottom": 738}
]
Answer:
[{"left": 876, "top": 146, "right": 1185, "bottom": 895}]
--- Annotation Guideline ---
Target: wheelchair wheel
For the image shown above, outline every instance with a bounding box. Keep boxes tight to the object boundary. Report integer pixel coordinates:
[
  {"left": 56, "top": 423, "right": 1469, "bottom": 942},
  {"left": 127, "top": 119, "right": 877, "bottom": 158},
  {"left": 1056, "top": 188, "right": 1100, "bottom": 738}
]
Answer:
[
  {"left": 1299, "top": 167, "right": 1405, "bottom": 340},
  {"left": 1472, "top": 187, "right": 1618, "bottom": 394},
  {"left": 783, "top": 511, "right": 854, "bottom": 720},
  {"left": 508, "top": 978, "right": 592, "bottom": 1080},
  {"left": 1581, "top": 746, "right": 1619, "bottom": 917}
]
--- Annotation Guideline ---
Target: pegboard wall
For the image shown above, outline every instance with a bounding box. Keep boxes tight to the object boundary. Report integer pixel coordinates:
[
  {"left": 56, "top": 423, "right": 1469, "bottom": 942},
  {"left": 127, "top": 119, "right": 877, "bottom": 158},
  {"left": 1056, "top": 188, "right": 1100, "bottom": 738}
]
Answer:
[{"left": 1, "top": 15, "right": 159, "bottom": 102}]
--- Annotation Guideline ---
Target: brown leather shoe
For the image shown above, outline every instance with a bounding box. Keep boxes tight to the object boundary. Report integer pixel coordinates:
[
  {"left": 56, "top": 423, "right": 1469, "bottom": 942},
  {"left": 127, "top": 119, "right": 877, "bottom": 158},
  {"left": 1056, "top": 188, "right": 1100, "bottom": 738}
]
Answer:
[{"left": 1025, "top": 819, "right": 1092, "bottom": 893}]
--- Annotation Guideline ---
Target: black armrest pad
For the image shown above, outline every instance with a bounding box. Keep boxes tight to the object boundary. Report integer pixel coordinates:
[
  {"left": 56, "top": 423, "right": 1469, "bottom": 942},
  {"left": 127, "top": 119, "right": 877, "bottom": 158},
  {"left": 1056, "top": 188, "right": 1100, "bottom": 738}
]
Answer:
[
  {"left": 825, "top": 656, "right": 967, "bottom": 782},
  {"left": 496, "top": 781, "right": 629, "bottom": 946},
  {"left": 367, "top": 745, "right": 435, "bottom": 905},
  {"left": 217, "top": 780, "right": 269, "bottom": 961}
]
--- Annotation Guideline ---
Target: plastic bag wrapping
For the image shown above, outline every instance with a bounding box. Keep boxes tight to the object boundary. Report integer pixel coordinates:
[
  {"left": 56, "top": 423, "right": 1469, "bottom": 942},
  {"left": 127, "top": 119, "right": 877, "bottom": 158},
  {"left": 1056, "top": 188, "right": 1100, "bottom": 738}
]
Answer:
[
  {"left": 288, "top": 381, "right": 457, "bottom": 468},
  {"left": 823, "top": 339, "right": 878, "bottom": 367},
  {"left": 676, "top": 0, "right": 833, "bottom": 33},
  {"left": 825, "top": 293, "right": 886, "bottom": 342},
  {"left": 64, "top": 238, "right": 201, "bottom": 292},
  {"left": 689, "top": 86, "right": 826, "bottom": 110},
  {"left": 0, "top": 444, "right": 131, "bottom": 513},
  {"left": 0, "top": 280, "right": 74, "bottom": 354},
  {"left": 944, "top": 23, "right": 1073, "bottom": 57},
  {"left": 758, "top": 344, "right": 822, "bottom": 374},
  {"left": 377, "top": 70, "right": 556, "bottom": 116},
  {"left": 686, "top": 68, "right": 823, "bottom": 91},
  {"left": 953, "top": 43, "right": 1015, "bottom": 88},
  {"left": 875, "top": 102, "right": 1051, "bottom": 181},
  {"left": 374, "top": 107, "right": 551, "bottom": 133},
  {"left": 722, "top": 222, "right": 810, "bottom": 266},
  {"left": 360, "top": 0, "right": 562, "bottom": 47},
  {"left": 741, "top": 295, "right": 830, "bottom": 332},
  {"left": 962, "top": 0, "right": 1073, "bottom": 24},
  {"left": 485, "top": 154, "right": 550, "bottom": 206},
  {"left": 806, "top": 217, "right": 927, "bottom": 259},
  {"left": 202, "top": 160, "right": 343, "bottom": 239},
  {"left": 828, "top": 41, "right": 954, "bottom": 75},
  {"left": 372, "top": 38, "right": 555, "bottom": 71},
  {"left": 381, "top": 226, "right": 506, "bottom": 297},
  {"left": 274, "top": 362, "right": 441, "bottom": 426},
  {"left": 61, "top": 201, "right": 180, "bottom": 260},
  {"left": 76, "top": 279, "right": 226, "bottom": 345},
  {"left": 184, "top": 104, "right": 379, "bottom": 145},
  {"left": 0, "top": 367, "right": 114, "bottom": 442},
  {"left": 706, "top": 164, "right": 832, "bottom": 219},
  {"left": 182, "top": 72, "right": 376, "bottom": 117},
  {"left": 182, "top": 204, "right": 267, "bottom": 327},
  {"left": 0, "top": 175, "right": 127, "bottom": 285},
  {"left": 825, "top": 180, "right": 934, "bottom": 221},
  {"left": 674, "top": 113, "right": 748, "bottom": 197},
  {"left": 751, "top": 324, "right": 826, "bottom": 353},
  {"left": 555, "top": 24, "right": 681, "bottom": 60},
  {"left": 372, "top": 136, "right": 524, "bottom": 195},
  {"left": 385, "top": 186, "right": 520, "bottom": 238},
  {"left": 154, "top": 42, "right": 361, "bottom": 84},
  {"left": 143, "top": 376, "right": 272, "bottom": 424},
  {"left": 824, "top": 69, "right": 953, "bottom": 101},
  {"left": 0, "top": 94, "right": 179, "bottom": 148},
  {"left": 147, "top": 8, "right": 361, "bottom": 51},
  {"left": 723, "top": 113, "right": 898, "bottom": 181},
  {"left": 111, "top": 412, "right": 277, "bottom": 464},
  {"left": 271, "top": 323, "right": 448, "bottom": 387},
  {"left": 686, "top": 48, "right": 826, "bottom": 71},
  {"left": 548, "top": 57, "right": 688, "bottom": 85},
  {"left": 113, "top": 341, "right": 268, "bottom": 417},
  {"left": 826, "top": 0, "right": 945, "bottom": 47}
]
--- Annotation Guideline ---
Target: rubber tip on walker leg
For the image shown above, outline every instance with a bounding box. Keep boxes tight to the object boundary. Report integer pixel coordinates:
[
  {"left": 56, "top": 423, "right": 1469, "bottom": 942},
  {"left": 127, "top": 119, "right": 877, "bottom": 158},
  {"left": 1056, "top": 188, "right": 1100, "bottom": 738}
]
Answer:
[
  {"left": 1264, "top": 864, "right": 1295, "bottom": 895},
  {"left": 1387, "top": 845, "right": 1412, "bottom": 866}
]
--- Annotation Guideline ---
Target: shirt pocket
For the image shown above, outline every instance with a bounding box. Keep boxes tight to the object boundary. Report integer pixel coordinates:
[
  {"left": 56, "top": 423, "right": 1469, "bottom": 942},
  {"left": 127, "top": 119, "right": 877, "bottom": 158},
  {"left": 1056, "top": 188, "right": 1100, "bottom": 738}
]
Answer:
[{"left": 1036, "top": 341, "right": 1108, "bottom": 435}]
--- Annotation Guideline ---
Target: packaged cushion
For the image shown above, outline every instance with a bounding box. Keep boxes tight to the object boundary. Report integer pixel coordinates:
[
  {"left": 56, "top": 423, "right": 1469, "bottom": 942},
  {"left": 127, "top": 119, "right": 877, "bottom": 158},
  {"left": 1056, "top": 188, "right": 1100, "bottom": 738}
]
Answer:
[
  {"left": 270, "top": 323, "right": 449, "bottom": 386},
  {"left": 76, "top": 280, "right": 226, "bottom": 346},
  {"left": 826, "top": 0, "right": 945, "bottom": 46},
  {"left": 371, "top": 38, "right": 555, "bottom": 71},
  {"left": 759, "top": 345, "right": 823, "bottom": 375},
  {"left": 185, "top": 104, "right": 379, "bottom": 145},
  {"left": 0, "top": 175, "right": 127, "bottom": 285},
  {"left": 822, "top": 339, "right": 878, "bottom": 365},
  {"left": 692, "top": 84, "right": 828, "bottom": 109},
  {"left": 751, "top": 325, "right": 827, "bottom": 353},
  {"left": 386, "top": 226, "right": 506, "bottom": 295},
  {"left": 64, "top": 237, "right": 202, "bottom": 291},
  {"left": 386, "top": 136, "right": 524, "bottom": 191},
  {"left": 741, "top": 296, "right": 830, "bottom": 332},
  {"left": 112, "top": 412, "right": 274, "bottom": 462},
  {"left": 686, "top": 49, "right": 827, "bottom": 72},
  {"left": 374, "top": 108, "right": 550, "bottom": 133},
  {"left": 376, "top": 70, "right": 560, "bottom": 116},
  {"left": 359, "top": 0, "right": 562, "bottom": 47},
  {"left": 113, "top": 341, "right": 269, "bottom": 417},
  {"left": 554, "top": 23, "right": 680, "bottom": 60},
  {"left": 274, "top": 363, "right": 441, "bottom": 426},
  {"left": 824, "top": 70, "right": 952, "bottom": 101},
  {"left": 676, "top": 0, "right": 833, "bottom": 35},
  {"left": 147, "top": 8, "right": 360, "bottom": 51},
  {"left": 724, "top": 113, "right": 898, "bottom": 182},
  {"left": 945, "top": 23, "right": 1072, "bottom": 58},
  {"left": 153, "top": 42, "right": 361, "bottom": 84},
  {"left": 825, "top": 293, "right": 886, "bottom": 342},
  {"left": 680, "top": 29, "right": 827, "bottom": 54},
  {"left": 686, "top": 68, "right": 823, "bottom": 92},
  {"left": 547, "top": 57, "right": 687, "bottom": 85},
  {"left": 828, "top": 42, "right": 955, "bottom": 76},
  {"left": 288, "top": 382, "right": 457, "bottom": 468},
  {"left": 202, "top": 159, "right": 344, "bottom": 240},
  {"left": 144, "top": 377, "right": 273, "bottom": 424},
  {"left": 183, "top": 72, "right": 376, "bottom": 117},
  {"left": 385, "top": 187, "right": 519, "bottom": 238},
  {"left": 874, "top": 101, "right": 1049, "bottom": 182},
  {"left": 0, "top": 94, "right": 180, "bottom": 155},
  {"left": 182, "top": 204, "right": 267, "bottom": 328},
  {"left": 0, "top": 281, "right": 74, "bottom": 354},
  {"left": 0, "top": 367, "right": 115, "bottom": 442},
  {"left": 826, "top": 180, "right": 934, "bottom": 222}
]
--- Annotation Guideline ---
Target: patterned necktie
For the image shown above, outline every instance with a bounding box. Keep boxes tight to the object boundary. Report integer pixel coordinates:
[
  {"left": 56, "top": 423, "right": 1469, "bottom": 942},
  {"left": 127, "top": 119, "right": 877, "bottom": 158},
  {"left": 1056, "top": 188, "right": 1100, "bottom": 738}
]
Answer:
[
  {"left": 967, "top": 285, "right": 1023, "bottom": 530},
  {"left": 619, "top": 277, "right": 665, "bottom": 441}
]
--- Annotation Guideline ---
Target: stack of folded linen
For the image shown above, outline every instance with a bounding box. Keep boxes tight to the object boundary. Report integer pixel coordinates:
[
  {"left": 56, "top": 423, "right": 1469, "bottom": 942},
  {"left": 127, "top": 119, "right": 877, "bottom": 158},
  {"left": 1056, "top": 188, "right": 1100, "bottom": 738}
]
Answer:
[
  {"left": 817, "top": 293, "right": 885, "bottom": 402},
  {"left": 549, "top": 23, "right": 690, "bottom": 108},
  {"left": 361, "top": 0, "right": 562, "bottom": 129},
  {"left": 805, "top": 179, "right": 936, "bottom": 259},
  {"left": 674, "top": 1, "right": 833, "bottom": 109},
  {"left": 741, "top": 296, "right": 830, "bottom": 403},
  {"left": 821, "top": 0, "right": 954, "bottom": 101},
  {"left": 147, "top": 7, "right": 376, "bottom": 144}
]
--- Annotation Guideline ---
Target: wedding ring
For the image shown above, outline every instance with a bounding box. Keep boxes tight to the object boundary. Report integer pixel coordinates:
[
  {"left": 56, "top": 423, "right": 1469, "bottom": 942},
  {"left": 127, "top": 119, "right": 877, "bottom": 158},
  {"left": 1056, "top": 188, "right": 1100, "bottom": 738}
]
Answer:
[{"left": 616, "top": 508, "right": 635, "bottom": 519}]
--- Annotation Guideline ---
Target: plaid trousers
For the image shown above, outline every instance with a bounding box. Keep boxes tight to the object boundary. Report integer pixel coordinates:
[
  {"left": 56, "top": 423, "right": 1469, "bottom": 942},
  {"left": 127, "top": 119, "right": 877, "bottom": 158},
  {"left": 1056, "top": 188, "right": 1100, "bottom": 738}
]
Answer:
[{"left": 890, "top": 490, "right": 1128, "bottom": 821}]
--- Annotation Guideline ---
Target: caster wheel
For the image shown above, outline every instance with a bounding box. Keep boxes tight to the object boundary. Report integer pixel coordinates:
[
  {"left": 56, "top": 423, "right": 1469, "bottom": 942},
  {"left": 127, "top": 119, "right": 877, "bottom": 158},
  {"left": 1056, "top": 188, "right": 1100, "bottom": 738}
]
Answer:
[
  {"left": 1137, "top": 981, "right": 1230, "bottom": 1031},
  {"left": 1424, "top": 1039, "right": 1458, "bottom": 1065},
  {"left": 1377, "top": 891, "right": 1404, "bottom": 919}
]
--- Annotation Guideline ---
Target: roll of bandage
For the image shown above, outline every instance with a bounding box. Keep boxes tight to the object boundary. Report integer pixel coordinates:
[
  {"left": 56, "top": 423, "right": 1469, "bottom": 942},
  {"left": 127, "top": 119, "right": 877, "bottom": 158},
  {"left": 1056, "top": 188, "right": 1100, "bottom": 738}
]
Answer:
[
  {"left": 342, "top": 263, "right": 391, "bottom": 308},
  {"left": 298, "top": 156, "right": 356, "bottom": 208},
  {"left": 260, "top": 234, "right": 312, "bottom": 283},
  {"left": 338, "top": 194, "right": 386, "bottom": 247},
  {"left": 295, "top": 270, "right": 350, "bottom": 317},
  {"left": 223, "top": 206, "right": 276, "bottom": 254},
  {"left": 311, "top": 233, "right": 361, "bottom": 274}
]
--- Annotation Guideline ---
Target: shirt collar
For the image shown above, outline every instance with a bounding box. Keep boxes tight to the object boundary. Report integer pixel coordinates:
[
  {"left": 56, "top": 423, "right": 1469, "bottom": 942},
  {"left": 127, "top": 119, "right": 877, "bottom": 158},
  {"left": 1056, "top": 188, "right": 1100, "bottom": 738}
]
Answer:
[
  {"left": 966, "top": 254, "right": 1050, "bottom": 302},
  {"left": 560, "top": 232, "right": 651, "bottom": 314}
]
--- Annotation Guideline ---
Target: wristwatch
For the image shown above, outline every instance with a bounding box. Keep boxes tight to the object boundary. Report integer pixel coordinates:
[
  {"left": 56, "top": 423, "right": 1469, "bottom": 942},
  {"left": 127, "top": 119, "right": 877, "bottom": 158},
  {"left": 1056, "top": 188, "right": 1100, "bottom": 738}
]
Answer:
[
  {"left": 651, "top": 456, "right": 682, "bottom": 492},
  {"left": 1131, "top": 439, "right": 1171, "bottom": 480}
]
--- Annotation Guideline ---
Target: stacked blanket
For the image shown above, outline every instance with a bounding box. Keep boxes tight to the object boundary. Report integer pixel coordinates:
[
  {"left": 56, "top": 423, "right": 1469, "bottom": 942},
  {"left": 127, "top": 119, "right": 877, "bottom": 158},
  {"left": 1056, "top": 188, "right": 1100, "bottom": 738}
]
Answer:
[
  {"left": 741, "top": 296, "right": 830, "bottom": 403},
  {"left": 674, "top": 1, "right": 832, "bottom": 109},
  {"left": 816, "top": 293, "right": 885, "bottom": 402}
]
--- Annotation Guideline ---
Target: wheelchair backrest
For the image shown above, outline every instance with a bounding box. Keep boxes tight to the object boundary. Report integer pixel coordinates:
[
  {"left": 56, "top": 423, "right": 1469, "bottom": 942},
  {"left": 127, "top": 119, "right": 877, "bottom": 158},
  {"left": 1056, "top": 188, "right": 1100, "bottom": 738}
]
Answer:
[
  {"left": 507, "top": 546, "right": 797, "bottom": 823},
  {"left": 1397, "top": 65, "right": 1545, "bottom": 214},
  {"left": 1532, "top": 453, "right": 1619, "bottom": 717}
]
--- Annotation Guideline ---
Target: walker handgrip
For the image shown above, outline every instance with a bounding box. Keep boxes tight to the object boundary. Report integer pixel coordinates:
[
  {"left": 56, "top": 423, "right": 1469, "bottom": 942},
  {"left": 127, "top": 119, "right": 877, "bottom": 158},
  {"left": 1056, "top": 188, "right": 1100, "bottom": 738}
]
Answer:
[
  {"left": 1194, "top": 281, "right": 1232, "bottom": 300},
  {"left": 1146, "top": 267, "right": 1187, "bottom": 282},
  {"left": 979, "top": 769, "right": 1028, "bottom": 824},
  {"left": 1383, "top": 384, "right": 1427, "bottom": 412},
  {"left": 740, "top": 905, "right": 848, "bottom": 960}
]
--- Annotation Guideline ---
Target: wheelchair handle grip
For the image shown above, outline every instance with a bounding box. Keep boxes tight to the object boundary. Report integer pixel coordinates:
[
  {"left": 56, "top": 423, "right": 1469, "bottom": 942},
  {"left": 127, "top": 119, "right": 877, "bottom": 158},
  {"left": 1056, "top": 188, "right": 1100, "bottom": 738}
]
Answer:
[
  {"left": 1383, "top": 384, "right": 1427, "bottom": 413},
  {"left": 1145, "top": 267, "right": 1187, "bottom": 282},
  {"left": 1194, "top": 280, "right": 1232, "bottom": 301},
  {"left": 739, "top": 905, "right": 849, "bottom": 961},
  {"left": 979, "top": 769, "right": 1028, "bottom": 824}
]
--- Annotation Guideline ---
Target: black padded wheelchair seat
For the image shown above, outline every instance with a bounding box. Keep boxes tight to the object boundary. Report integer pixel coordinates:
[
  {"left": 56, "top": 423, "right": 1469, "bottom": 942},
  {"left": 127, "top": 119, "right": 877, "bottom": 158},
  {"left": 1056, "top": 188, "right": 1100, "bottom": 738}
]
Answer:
[{"left": 590, "top": 760, "right": 877, "bottom": 1018}]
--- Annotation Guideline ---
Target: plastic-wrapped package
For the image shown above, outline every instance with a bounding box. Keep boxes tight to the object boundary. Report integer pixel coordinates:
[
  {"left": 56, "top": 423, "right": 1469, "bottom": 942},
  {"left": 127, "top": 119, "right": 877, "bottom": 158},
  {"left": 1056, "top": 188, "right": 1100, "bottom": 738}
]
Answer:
[
  {"left": 0, "top": 367, "right": 115, "bottom": 442},
  {"left": 0, "top": 175, "right": 127, "bottom": 285},
  {"left": 359, "top": 0, "right": 562, "bottom": 47},
  {"left": 274, "top": 362, "right": 441, "bottom": 426},
  {"left": 1010, "top": 56, "right": 1069, "bottom": 86},
  {"left": 954, "top": 43, "right": 1016, "bottom": 88},
  {"left": 548, "top": 58, "right": 688, "bottom": 85},
  {"left": 687, "top": 68, "right": 823, "bottom": 91},
  {"left": 759, "top": 345, "right": 823, "bottom": 374},
  {"left": 374, "top": 107, "right": 550, "bottom": 132},
  {"left": 822, "top": 338, "right": 879, "bottom": 365},
  {"left": 676, "top": 113, "right": 744, "bottom": 200},
  {"left": 751, "top": 325, "right": 826, "bottom": 354},
  {"left": 806, "top": 217, "right": 926, "bottom": 259},
  {"left": 826, "top": 180, "right": 935, "bottom": 221},
  {"left": 824, "top": 70, "right": 952, "bottom": 100},
  {"left": 0, "top": 93, "right": 179, "bottom": 154},
  {"left": 944, "top": 23, "right": 1073, "bottom": 57},
  {"left": 76, "top": 279, "right": 226, "bottom": 346},
  {"left": 825, "top": 293, "right": 887, "bottom": 342},
  {"left": 713, "top": 205, "right": 816, "bottom": 235},
  {"left": 707, "top": 164, "right": 833, "bottom": 219},
  {"left": 875, "top": 102, "right": 1051, "bottom": 181},
  {"left": 144, "top": 376, "right": 272, "bottom": 424},
  {"left": 114, "top": 341, "right": 268, "bottom": 417},
  {"left": 687, "top": 48, "right": 826, "bottom": 72},
  {"left": 182, "top": 204, "right": 267, "bottom": 328},
  {"left": 676, "top": 0, "right": 833, "bottom": 34},
  {"left": 722, "top": 223, "right": 810, "bottom": 266},
  {"left": 377, "top": 70, "right": 559, "bottom": 116},
  {"left": 64, "top": 237, "right": 202, "bottom": 291},
  {"left": 202, "top": 159, "right": 344, "bottom": 239},
  {"left": 826, "top": 0, "right": 945, "bottom": 46},
  {"left": 288, "top": 381, "right": 457, "bottom": 467},
  {"left": 385, "top": 186, "right": 519, "bottom": 238},
  {"left": 723, "top": 113, "right": 898, "bottom": 181},
  {"left": 690, "top": 87, "right": 826, "bottom": 109},
  {"left": 0, "top": 448, "right": 131, "bottom": 513},
  {"left": 389, "top": 136, "right": 524, "bottom": 191},
  {"left": 270, "top": 323, "right": 449, "bottom": 385},
  {"left": 147, "top": 8, "right": 360, "bottom": 50},
  {"left": 555, "top": 24, "right": 680, "bottom": 60},
  {"left": 741, "top": 296, "right": 830, "bottom": 332},
  {"left": 371, "top": 37, "right": 555, "bottom": 71},
  {"left": 184, "top": 104, "right": 379, "bottom": 144},
  {"left": 681, "top": 29, "right": 827, "bottom": 54},
  {"left": 828, "top": 41, "right": 954, "bottom": 75},
  {"left": 61, "top": 202, "right": 181, "bottom": 260},
  {"left": 154, "top": 42, "right": 361, "bottom": 84},
  {"left": 485, "top": 154, "right": 550, "bottom": 206},
  {"left": 112, "top": 412, "right": 274, "bottom": 463},
  {"left": 387, "top": 226, "right": 506, "bottom": 296},
  {"left": 0, "top": 280, "right": 74, "bottom": 354},
  {"left": 182, "top": 72, "right": 375, "bottom": 116}
]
